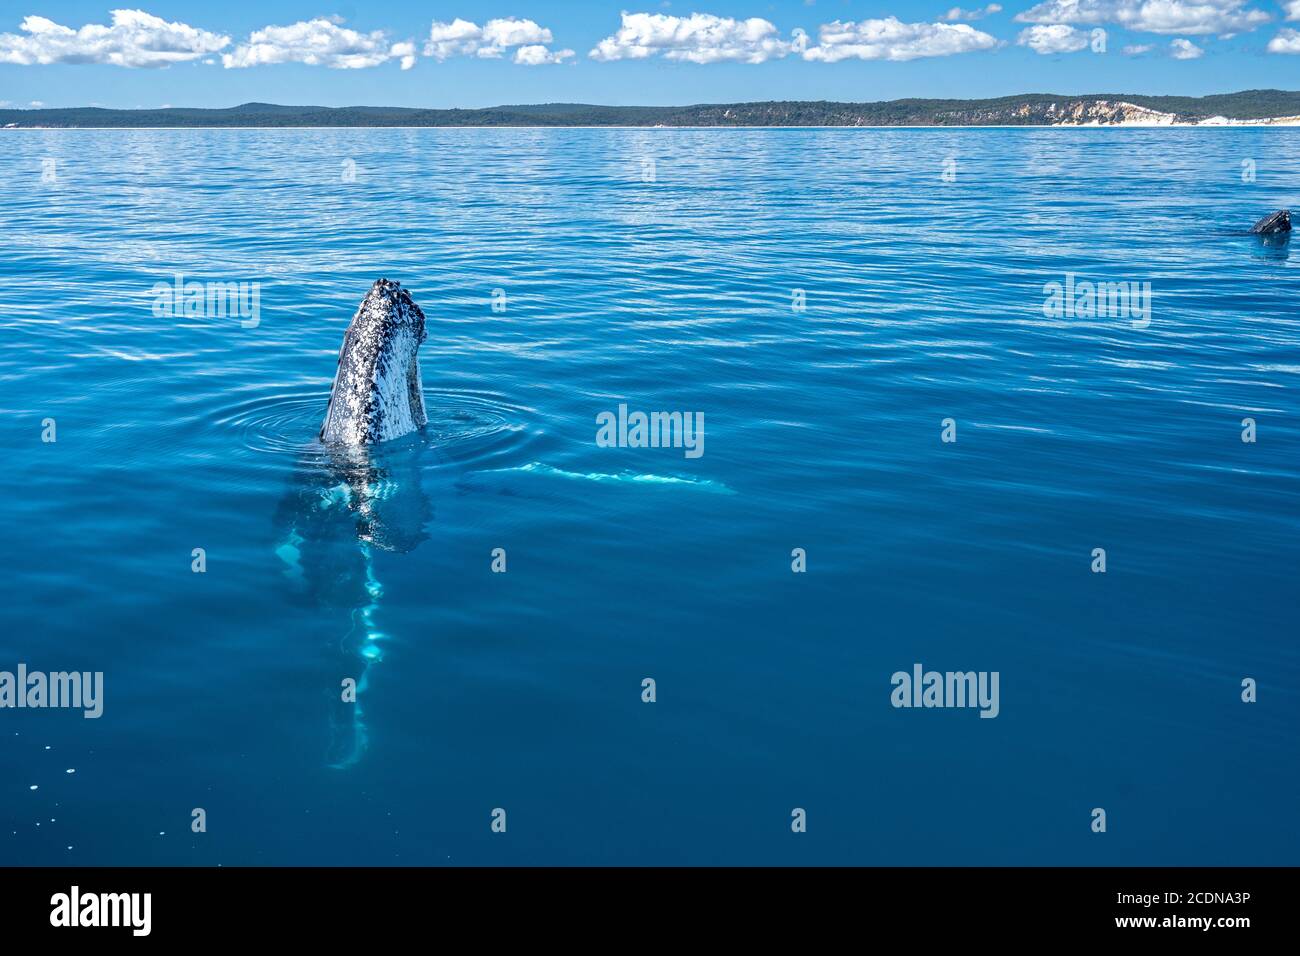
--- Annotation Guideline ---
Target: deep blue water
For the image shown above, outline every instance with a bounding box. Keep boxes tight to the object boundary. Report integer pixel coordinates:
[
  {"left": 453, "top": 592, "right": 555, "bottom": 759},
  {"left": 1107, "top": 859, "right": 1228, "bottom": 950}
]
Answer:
[{"left": 1, "top": 128, "right": 1297, "bottom": 865}]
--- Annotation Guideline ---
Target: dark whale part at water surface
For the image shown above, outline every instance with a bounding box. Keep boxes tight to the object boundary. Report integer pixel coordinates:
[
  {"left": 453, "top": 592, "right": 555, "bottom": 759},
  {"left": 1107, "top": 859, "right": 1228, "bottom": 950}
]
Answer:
[
  {"left": 320, "top": 279, "right": 428, "bottom": 445},
  {"left": 1250, "top": 209, "right": 1291, "bottom": 235}
]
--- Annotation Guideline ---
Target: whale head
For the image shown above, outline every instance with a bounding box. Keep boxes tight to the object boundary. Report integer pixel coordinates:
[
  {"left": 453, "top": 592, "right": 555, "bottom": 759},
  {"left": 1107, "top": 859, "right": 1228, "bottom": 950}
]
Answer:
[{"left": 320, "top": 279, "right": 428, "bottom": 445}]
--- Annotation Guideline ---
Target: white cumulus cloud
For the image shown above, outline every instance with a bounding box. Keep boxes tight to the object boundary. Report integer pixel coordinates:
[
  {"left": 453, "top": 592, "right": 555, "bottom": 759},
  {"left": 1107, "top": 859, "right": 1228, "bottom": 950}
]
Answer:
[
  {"left": 390, "top": 41, "right": 417, "bottom": 71},
  {"left": 222, "top": 18, "right": 412, "bottom": 69},
  {"left": 942, "top": 4, "right": 1004, "bottom": 20},
  {"left": 1014, "top": 0, "right": 1270, "bottom": 35},
  {"left": 481, "top": 17, "right": 553, "bottom": 52},
  {"left": 802, "top": 17, "right": 999, "bottom": 61},
  {"left": 589, "top": 12, "right": 799, "bottom": 63},
  {"left": 0, "top": 9, "right": 229, "bottom": 67},
  {"left": 1169, "top": 36, "right": 1205, "bottom": 55},
  {"left": 1283, "top": 1, "right": 1300, "bottom": 19},
  {"left": 513, "top": 44, "right": 574, "bottom": 65},
  {"left": 424, "top": 18, "right": 481, "bottom": 58},
  {"left": 1268, "top": 25, "right": 1300, "bottom": 48},
  {"left": 1017, "top": 22, "right": 1093, "bottom": 51},
  {"left": 425, "top": 17, "right": 568, "bottom": 63}
]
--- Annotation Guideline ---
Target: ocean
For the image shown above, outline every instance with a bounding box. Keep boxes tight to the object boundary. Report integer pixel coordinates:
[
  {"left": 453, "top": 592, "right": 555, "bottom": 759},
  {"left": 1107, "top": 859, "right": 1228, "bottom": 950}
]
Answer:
[{"left": 1, "top": 127, "right": 1296, "bottom": 865}]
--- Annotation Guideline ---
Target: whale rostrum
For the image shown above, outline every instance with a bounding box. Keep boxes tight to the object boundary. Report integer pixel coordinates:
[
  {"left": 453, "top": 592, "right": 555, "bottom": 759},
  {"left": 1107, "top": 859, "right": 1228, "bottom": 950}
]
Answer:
[
  {"left": 1250, "top": 209, "right": 1291, "bottom": 235},
  {"left": 320, "top": 279, "right": 428, "bottom": 445}
]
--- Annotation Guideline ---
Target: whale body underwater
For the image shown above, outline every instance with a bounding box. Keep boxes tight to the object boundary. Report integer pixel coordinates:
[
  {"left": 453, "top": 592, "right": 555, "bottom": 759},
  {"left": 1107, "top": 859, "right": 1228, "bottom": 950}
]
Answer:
[{"left": 320, "top": 278, "right": 428, "bottom": 445}]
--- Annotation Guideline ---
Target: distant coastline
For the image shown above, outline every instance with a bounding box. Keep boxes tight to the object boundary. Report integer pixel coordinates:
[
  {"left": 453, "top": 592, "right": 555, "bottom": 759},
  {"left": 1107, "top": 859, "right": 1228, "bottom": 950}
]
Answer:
[{"left": 5, "top": 90, "right": 1300, "bottom": 129}]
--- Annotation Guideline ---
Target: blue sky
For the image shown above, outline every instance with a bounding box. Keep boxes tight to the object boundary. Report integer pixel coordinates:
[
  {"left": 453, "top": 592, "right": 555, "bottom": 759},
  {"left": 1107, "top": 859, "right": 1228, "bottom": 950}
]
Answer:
[{"left": 1, "top": 1, "right": 1298, "bottom": 109}]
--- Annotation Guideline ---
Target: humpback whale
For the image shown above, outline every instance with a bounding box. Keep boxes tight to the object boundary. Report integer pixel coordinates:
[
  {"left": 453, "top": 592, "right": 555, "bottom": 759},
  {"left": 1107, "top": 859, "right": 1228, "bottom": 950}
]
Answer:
[
  {"left": 320, "top": 279, "right": 428, "bottom": 445},
  {"left": 303, "top": 278, "right": 433, "bottom": 765},
  {"left": 1250, "top": 209, "right": 1291, "bottom": 235}
]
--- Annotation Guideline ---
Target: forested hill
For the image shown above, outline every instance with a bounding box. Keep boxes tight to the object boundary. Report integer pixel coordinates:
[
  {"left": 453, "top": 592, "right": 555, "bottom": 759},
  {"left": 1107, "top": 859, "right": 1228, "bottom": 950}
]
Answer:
[{"left": 5, "top": 91, "right": 1300, "bottom": 128}]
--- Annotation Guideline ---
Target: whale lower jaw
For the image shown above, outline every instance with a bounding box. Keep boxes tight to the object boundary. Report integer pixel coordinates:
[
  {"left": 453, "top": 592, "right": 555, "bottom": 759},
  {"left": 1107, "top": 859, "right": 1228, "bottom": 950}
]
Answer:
[{"left": 320, "top": 279, "right": 428, "bottom": 446}]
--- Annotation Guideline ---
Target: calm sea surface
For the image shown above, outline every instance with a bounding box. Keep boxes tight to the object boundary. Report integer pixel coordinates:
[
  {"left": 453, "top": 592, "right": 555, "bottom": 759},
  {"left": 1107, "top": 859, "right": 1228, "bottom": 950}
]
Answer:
[{"left": 1, "top": 128, "right": 1297, "bottom": 865}]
